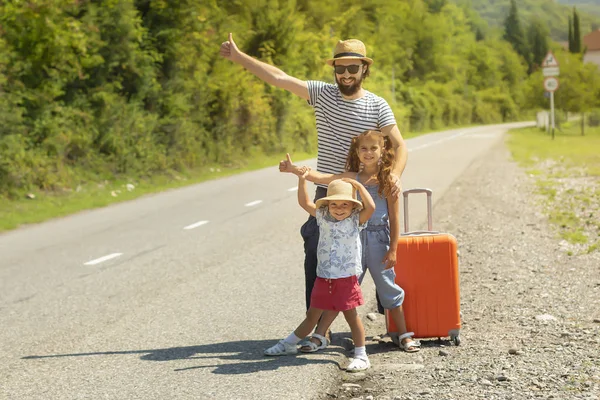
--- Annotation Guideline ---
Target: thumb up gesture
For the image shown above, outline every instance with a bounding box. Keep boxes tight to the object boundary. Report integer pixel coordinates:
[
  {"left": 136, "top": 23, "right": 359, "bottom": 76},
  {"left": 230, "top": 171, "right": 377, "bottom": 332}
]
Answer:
[
  {"left": 279, "top": 153, "right": 295, "bottom": 174},
  {"left": 219, "top": 33, "right": 241, "bottom": 62}
]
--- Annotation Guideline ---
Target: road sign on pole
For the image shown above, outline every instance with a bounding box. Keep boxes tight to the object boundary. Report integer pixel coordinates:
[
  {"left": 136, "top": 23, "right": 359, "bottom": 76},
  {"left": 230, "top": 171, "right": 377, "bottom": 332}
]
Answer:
[
  {"left": 541, "top": 52, "right": 559, "bottom": 140},
  {"left": 543, "top": 77, "right": 559, "bottom": 92},
  {"left": 542, "top": 51, "right": 559, "bottom": 68},
  {"left": 543, "top": 67, "right": 560, "bottom": 76},
  {"left": 550, "top": 91, "right": 555, "bottom": 140}
]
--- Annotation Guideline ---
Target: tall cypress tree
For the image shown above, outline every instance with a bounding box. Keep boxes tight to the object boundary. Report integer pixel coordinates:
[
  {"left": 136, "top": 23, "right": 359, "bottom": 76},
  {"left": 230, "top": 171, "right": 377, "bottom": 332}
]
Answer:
[
  {"left": 503, "top": 0, "right": 530, "bottom": 65},
  {"left": 568, "top": 16, "right": 574, "bottom": 53},
  {"left": 573, "top": 7, "right": 582, "bottom": 53},
  {"left": 528, "top": 18, "right": 549, "bottom": 69}
]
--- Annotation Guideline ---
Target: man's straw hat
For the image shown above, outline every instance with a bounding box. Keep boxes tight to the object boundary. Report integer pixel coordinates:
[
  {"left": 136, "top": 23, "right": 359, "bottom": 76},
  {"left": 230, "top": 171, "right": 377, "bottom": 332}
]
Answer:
[
  {"left": 326, "top": 39, "right": 373, "bottom": 66},
  {"left": 315, "top": 179, "right": 363, "bottom": 210}
]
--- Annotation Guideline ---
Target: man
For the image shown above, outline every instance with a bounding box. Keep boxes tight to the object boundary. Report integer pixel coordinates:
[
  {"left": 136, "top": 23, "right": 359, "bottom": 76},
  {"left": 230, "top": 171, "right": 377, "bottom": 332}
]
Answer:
[{"left": 219, "top": 33, "right": 408, "bottom": 314}]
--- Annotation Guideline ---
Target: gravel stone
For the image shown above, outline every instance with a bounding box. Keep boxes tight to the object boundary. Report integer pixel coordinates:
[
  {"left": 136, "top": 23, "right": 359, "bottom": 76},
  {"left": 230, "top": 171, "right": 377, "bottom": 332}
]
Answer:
[{"left": 535, "top": 314, "right": 557, "bottom": 322}]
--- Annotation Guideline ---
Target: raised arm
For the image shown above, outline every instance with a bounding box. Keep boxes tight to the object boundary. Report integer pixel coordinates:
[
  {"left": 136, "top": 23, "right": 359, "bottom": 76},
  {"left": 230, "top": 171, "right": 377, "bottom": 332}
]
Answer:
[
  {"left": 220, "top": 33, "right": 309, "bottom": 100},
  {"left": 298, "top": 171, "right": 316, "bottom": 217},
  {"left": 279, "top": 153, "right": 353, "bottom": 184},
  {"left": 341, "top": 178, "right": 375, "bottom": 225}
]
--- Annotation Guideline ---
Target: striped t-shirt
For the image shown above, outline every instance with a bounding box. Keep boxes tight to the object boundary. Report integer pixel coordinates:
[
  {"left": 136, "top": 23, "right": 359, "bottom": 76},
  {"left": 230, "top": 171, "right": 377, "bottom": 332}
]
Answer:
[{"left": 307, "top": 80, "right": 396, "bottom": 185}]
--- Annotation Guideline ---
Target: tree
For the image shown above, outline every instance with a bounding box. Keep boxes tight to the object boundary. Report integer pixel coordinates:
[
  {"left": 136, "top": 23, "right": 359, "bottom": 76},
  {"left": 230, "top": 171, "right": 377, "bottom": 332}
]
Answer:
[
  {"left": 503, "top": 0, "right": 530, "bottom": 67},
  {"left": 527, "top": 18, "right": 549, "bottom": 70},
  {"left": 0, "top": 0, "right": 590, "bottom": 197},
  {"left": 554, "top": 51, "right": 600, "bottom": 135},
  {"left": 424, "top": 0, "right": 447, "bottom": 13},
  {"left": 568, "top": 16, "right": 574, "bottom": 53},
  {"left": 573, "top": 7, "right": 582, "bottom": 53}
]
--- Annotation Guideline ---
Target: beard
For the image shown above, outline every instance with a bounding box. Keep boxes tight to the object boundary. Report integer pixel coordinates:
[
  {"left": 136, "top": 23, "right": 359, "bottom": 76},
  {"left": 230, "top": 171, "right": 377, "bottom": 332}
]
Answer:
[{"left": 335, "top": 74, "right": 364, "bottom": 96}]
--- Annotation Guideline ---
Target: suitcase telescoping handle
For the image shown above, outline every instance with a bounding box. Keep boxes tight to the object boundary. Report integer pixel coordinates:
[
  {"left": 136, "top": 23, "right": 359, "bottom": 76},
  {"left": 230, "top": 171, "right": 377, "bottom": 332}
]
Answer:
[{"left": 402, "top": 188, "right": 438, "bottom": 235}]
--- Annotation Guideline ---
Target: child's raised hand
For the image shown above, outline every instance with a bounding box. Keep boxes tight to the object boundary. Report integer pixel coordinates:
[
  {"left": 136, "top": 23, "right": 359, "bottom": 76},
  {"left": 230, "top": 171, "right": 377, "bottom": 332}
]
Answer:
[
  {"left": 299, "top": 167, "right": 311, "bottom": 179},
  {"left": 279, "top": 153, "right": 297, "bottom": 174},
  {"left": 340, "top": 177, "right": 358, "bottom": 186},
  {"left": 297, "top": 165, "right": 311, "bottom": 176}
]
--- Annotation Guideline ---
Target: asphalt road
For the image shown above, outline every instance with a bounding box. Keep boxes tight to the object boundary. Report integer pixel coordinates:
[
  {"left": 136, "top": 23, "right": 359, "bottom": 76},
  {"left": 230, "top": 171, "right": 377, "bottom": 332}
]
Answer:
[{"left": 0, "top": 122, "right": 533, "bottom": 400}]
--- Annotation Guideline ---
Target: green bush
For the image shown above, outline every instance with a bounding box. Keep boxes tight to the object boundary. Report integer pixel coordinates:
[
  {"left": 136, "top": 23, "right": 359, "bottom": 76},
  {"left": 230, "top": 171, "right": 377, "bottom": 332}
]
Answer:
[{"left": 588, "top": 110, "right": 600, "bottom": 127}]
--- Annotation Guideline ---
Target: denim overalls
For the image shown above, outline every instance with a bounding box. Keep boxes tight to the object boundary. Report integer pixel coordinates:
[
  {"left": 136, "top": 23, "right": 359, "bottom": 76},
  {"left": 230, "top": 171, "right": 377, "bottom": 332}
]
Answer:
[{"left": 357, "top": 181, "right": 405, "bottom": 309}]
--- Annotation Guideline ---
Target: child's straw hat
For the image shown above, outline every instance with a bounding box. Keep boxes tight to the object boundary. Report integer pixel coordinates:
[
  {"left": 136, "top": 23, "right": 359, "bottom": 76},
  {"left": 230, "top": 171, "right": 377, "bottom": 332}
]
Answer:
[
  {"left": 315, "top": 179, "right": 363, "bottom": 210},
  {"left": 326, "top": 39, "right": 373, "bottom": 66}
]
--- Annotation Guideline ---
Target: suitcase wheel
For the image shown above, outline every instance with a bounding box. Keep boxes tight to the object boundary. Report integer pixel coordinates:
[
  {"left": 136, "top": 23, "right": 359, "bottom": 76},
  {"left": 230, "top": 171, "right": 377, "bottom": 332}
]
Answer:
[{"left": 451, "top": 334, "right": 461, "bottom": 346}]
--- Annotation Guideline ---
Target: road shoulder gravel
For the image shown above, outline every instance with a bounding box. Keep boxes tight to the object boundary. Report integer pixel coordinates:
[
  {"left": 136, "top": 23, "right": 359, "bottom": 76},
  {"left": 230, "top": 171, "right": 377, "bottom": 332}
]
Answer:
[{"left": 316, "top": 137, "right": 600, "bottom": 400}]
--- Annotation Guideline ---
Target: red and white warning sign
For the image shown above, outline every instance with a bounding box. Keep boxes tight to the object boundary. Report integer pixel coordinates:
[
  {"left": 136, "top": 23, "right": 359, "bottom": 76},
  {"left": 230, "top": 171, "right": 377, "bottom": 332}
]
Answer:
[
  {"left": 542, "top": 51, "right": 559, "bottom": 68},
  {"left": 543, "top": 76, "right": 559, "bottom": 92}
]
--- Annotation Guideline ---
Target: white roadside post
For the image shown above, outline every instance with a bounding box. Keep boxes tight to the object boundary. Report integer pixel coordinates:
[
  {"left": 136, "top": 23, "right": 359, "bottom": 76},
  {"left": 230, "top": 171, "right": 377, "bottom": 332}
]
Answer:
[{"left": 542, "top": 51, "right": 560, "bottom": 140}]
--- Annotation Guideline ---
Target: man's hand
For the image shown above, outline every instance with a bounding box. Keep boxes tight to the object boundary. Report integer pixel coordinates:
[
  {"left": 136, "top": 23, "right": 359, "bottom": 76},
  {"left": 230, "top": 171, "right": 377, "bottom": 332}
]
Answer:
[
  {"left": 219, "top": 33, "right": 242, "bottom": 62},
  {"left": 389, "top": 174, "right": 402, "bottom": 199}
]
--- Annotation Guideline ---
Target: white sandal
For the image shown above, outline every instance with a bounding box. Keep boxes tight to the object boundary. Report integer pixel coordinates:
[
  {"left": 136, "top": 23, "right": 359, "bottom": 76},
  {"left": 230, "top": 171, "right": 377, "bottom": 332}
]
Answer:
[
  {"left": 346, "top": 356, "right": 370, "bottom": 372},
  {"left": 264, "top": 340, "right": 298, "bottom": 356},
  {"left": 398, "top": 332, "right": 421, "bottom": 353},
  {"left": 299, "top": 333, "right": 329, "bottom": 353}
]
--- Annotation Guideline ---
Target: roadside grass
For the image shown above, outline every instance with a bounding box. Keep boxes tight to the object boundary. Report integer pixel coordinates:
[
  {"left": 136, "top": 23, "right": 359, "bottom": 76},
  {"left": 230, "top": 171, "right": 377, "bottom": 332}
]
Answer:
[{"left": 507, "top": 122, "right": 600, "bottom": 254}]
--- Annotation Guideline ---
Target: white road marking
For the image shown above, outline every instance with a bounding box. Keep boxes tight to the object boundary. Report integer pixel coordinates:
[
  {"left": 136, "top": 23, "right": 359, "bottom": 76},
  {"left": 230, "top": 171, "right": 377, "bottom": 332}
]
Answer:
[
  {"left": 288, "top": 187, "right": 298, "bottom": 192},
  {"left": 245, "top": 200, "right": 263, "bottom": 207},
  {"left": 408, "top": 132, "right": 466, "bottom": 152},
  {"left": 184, "top": 220, "right": 209, "bottom": 230},
  {"left": 463, "top": 133, "right": 498, "bottom": 139},
  {"left": 84, "top": 253, "right": 123, "bottom": 266}
]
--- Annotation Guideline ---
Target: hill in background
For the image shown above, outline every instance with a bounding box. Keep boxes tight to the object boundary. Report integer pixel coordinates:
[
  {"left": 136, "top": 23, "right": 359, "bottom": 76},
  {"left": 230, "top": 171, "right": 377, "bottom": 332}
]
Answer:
[
  {"left": 456, "top": 0, "right": 599, "bottom": 40},
  {"left": 558, "top": 0, "right": 600, "bottom": 18}
]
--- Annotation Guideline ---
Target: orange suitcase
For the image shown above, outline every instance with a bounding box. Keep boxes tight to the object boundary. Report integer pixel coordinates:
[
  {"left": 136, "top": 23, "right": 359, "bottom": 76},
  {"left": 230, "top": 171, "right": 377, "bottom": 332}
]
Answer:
[{"left": 386, "top": 188, "right": 461, "bottom": 345}]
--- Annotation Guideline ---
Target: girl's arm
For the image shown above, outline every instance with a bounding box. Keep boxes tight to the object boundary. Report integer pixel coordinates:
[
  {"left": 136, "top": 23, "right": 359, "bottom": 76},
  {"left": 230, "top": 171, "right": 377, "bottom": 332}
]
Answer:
[
  {"left": 341, "top": 178, "right": 375, "bottom": 225},
  {"left": 382, "top": 195, "right": 400, "bottom": 269},
  {"left": 279, "top": 153, "right": 353, "bottom": 184},
  {"left": 298, "top": 171, "right": 316, "bottom": 217}
]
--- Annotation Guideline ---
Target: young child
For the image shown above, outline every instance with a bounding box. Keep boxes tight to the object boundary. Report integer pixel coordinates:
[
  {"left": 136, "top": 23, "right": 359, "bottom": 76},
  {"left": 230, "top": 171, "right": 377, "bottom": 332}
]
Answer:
[
  {"left": 264, "top": 172, "right": 376, "bottom": 372},
  {"left": 281, "top": 130, "right": 420, "bottom": 353}
]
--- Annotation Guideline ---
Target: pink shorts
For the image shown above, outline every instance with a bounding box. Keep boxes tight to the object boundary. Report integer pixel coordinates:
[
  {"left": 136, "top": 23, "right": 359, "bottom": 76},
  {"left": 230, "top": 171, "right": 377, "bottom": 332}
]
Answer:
[{"left": 310, "top": 276, "right": 364, "bottom": 311}]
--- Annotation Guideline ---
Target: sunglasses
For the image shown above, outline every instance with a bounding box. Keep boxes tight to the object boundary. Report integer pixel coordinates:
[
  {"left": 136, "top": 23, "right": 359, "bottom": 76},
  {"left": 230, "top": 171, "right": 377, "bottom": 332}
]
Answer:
[{"left": 334, "top": 64, "right": 362, "bottom": 74}]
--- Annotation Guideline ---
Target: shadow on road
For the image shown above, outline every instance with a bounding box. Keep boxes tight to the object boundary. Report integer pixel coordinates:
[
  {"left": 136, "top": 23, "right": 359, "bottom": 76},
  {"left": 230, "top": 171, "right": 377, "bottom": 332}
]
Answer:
[{"left": 21, "top": 339, "right": 342, "bottom": 375}]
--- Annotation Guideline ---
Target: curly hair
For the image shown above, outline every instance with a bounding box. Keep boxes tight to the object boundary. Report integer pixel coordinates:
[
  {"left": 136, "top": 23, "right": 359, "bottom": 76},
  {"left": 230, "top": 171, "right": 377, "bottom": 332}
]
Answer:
[{"left": 345, "top": 130, "right": 395, "bottom": 198}]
